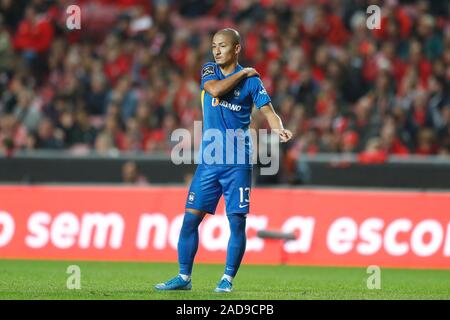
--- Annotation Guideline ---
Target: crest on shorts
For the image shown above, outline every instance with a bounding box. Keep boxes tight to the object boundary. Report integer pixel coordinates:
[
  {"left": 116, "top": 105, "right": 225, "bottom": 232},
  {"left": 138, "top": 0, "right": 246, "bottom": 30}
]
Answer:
[{"left": 188, "top": 192, "right": 195, "bottom": 202}]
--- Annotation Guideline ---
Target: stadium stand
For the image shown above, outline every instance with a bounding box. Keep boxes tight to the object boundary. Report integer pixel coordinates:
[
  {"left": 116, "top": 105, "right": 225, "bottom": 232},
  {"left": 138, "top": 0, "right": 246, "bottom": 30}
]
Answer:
[{"left": 0, "top": 0, "right": 449, "bottom": 183}]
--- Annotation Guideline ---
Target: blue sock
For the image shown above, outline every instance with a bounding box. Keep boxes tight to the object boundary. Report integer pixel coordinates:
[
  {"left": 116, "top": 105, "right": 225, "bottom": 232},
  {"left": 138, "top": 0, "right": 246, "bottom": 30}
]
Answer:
[
  {"left": 224, "top": 213, "right": 247, "bottom": 277},
  {"left": 177, "top": 212, "right": 203, "bottom": 276}
]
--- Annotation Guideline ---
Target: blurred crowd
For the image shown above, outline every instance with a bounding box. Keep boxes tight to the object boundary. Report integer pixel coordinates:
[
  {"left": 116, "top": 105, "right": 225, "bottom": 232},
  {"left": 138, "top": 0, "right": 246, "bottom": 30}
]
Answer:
[{"left": 0, "top": 0, "right": 449, "bottom": 182}]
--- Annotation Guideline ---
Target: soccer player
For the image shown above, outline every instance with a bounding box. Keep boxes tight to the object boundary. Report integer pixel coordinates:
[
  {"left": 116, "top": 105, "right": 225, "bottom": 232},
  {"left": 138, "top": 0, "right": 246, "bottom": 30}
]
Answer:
[{"left": 155, "top": 28, "right": 292, "bottom": 292}]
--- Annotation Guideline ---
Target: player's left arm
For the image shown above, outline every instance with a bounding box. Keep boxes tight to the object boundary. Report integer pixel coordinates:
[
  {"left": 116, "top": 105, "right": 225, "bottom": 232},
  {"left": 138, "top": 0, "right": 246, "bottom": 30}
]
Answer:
[
  {"left": 260, "top": 103, "right": 293, "bottom": 143},
  {"left": 250, "top": 77, "right": 293, "bottom": 143}
]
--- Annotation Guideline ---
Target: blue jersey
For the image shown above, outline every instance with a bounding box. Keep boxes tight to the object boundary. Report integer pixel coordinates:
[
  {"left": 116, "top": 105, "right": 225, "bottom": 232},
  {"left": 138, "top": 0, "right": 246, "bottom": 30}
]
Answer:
[{"left": 199, "top": 62, "right": 271, "bottom": 167}]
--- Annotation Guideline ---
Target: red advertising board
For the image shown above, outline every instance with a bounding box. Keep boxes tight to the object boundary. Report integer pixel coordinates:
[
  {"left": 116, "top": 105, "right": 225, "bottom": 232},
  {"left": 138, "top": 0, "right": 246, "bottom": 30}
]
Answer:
[{"left": 0, "top": 186, "right": 449, "bottom": 269}]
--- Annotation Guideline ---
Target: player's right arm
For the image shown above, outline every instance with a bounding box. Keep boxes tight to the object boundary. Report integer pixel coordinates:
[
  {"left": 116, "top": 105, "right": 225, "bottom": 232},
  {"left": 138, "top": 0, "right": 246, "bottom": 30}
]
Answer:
[{"left": 201, "top": 64, "right": 259, "bottom": 98}]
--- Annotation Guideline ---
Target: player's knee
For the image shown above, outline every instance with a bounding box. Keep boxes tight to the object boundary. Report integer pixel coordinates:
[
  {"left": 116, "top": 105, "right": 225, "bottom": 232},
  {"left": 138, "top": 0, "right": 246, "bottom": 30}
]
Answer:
[
  {"left": 227, "top": 213, "right": 246, "bottom": 234},
  {"left": 180, "top": 211, "right": 204, "bottom": 235},
  {"left": 185, "top": 208, "right": 206, "bottom": 217}
]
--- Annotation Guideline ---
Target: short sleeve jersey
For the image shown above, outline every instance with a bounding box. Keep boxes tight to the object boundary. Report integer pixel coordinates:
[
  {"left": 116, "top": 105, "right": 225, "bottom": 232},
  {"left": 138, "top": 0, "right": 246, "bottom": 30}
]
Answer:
[{"left": 199, "top": 62, "right": 271, "bottom": 167}]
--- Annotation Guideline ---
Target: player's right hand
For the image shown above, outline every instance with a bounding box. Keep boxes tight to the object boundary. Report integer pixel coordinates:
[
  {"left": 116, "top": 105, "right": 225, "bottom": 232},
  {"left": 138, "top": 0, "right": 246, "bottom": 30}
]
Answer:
[
  {"left": 243, "top": 68, "right": 260, "bottom": 78},
  {"left": 273, "top": 129, "right": 293, "bottom": 143}
]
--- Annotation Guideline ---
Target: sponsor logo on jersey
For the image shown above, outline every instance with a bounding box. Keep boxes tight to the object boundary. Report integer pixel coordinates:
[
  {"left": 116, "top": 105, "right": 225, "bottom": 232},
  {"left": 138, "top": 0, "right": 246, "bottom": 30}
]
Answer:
[{"left": 210, "top": 98, "right": 242, "bottom": 112}]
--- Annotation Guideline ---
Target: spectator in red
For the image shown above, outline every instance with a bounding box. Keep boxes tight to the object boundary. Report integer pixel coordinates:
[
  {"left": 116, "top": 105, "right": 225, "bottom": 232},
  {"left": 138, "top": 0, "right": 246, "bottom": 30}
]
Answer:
[
  {"left": 98, "top": 114, "right": 124, "bottom": 151},
  {"left": 373, "top": 4, "right": 413, "bottom": 41},
  {"left": 119, "top": 117, "right": 144, "bottom": 152},
  {"left": 416, "top": 128, "right": 438, "bottom": 155},
  {"left": 341, "top": 130, "right": 359, "bottom": 154},
  {"left": 145, "top": 113, "right": 179, "bottom": 153},
  {"left": 103, "top": 38, "right": 133, "bottom": 86},
  {"left": 405, "top": 40, "right": 432, "bottom": 88},
  {"left": 358, "top": 137, "right": 388, "bottom": 164},
  {"left": 12, "top": 4, "right": 54, "bottom": 80},
  {"left": 380, "top": 118, "right": 410, "bottom": 156},
  {"left": 13, "top": 5, "right": 54, "bottom": 54},
  {"left": 0, "top": 113, "right": 26, "bottom": 156}
]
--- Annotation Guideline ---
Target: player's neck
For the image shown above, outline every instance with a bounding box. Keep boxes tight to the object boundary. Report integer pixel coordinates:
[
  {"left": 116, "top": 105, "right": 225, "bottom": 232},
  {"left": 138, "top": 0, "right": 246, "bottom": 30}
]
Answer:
[{"left": 219, "top": 61, "right": 238, "bottom": 76}]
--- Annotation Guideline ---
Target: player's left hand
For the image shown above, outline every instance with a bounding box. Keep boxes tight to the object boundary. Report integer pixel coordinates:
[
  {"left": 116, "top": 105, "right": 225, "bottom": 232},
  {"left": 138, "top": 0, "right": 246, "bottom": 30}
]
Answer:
[{"left": 274, "top": 129, "right": 293, "bottom": 143}]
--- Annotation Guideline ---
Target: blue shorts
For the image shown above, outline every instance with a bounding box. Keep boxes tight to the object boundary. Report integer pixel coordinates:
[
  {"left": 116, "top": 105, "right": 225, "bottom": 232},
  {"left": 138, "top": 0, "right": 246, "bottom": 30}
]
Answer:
[{"left": 186, "top": 165, "right": 252, "bottom": 215}]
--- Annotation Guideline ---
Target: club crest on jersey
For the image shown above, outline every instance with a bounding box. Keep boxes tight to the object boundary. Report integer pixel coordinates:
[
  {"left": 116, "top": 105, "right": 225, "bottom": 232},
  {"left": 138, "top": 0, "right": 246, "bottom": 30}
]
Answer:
[
  {"left": 202, "top": 65, "right": 215, "bottom": 78},
  {"left": 234, "top": 88, "right": 240, "bottom": 97}
]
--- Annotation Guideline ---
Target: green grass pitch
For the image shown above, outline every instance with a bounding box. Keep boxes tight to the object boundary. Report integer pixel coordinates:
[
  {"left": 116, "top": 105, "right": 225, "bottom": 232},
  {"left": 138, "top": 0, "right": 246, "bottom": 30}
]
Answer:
[{"left": 0, "top": 260, "right": 449, "bottom": 300}]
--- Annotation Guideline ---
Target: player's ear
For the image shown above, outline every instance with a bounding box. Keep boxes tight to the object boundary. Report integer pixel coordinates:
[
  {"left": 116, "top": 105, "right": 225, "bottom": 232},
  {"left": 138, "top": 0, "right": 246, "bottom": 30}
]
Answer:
[{"left": 235, "top": 44, "right": 241, "bottom": 55}]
